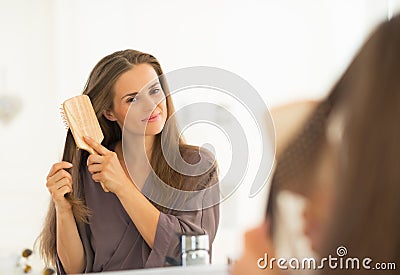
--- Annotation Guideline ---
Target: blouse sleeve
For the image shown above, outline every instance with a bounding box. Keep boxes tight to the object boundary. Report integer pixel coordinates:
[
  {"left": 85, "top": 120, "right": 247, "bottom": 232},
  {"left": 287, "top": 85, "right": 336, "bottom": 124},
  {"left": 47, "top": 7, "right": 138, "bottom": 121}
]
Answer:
[
  {"left": 145, "top": 200, "right": 219, "bottom": 267},
  {"left": 145, "top": 150, "right": 220, "bottom": 268}
]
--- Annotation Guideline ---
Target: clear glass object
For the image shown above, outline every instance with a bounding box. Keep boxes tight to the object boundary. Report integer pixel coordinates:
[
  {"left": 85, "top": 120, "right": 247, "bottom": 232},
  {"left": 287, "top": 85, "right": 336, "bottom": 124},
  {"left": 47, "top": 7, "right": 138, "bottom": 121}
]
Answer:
[{"left": 181, "top": 234, "right": 210, "bottom": 266}]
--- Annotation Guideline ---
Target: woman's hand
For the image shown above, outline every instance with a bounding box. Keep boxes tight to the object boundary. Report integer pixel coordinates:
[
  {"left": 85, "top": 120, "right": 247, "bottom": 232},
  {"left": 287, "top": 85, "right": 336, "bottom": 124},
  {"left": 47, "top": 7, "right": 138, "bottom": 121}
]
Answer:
[
  {"left": 46, "top": 161, "right": 73, "bottom": 212},
  {"left": 231, "top": 220, "right": 279, "bottom": 275},
  {"left": 84, "top": 136, "right": 132, "bottom": 194}
]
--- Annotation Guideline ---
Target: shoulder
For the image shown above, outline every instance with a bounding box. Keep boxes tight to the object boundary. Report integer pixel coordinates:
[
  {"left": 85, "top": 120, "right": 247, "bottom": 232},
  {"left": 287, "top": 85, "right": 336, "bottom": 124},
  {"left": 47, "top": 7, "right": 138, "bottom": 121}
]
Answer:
[
  {"left": 180, "top": 145, "right": 217, "bottom": 168},
  {"left": 178, "top": 145, "right": 218, "bottom": 190}
]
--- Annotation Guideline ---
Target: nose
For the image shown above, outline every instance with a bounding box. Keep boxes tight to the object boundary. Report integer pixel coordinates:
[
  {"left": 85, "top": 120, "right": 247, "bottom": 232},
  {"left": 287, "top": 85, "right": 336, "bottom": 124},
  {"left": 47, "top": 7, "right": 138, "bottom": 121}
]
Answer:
[{"left": 142, "top": 93, "right": 157, "bottom": 112}]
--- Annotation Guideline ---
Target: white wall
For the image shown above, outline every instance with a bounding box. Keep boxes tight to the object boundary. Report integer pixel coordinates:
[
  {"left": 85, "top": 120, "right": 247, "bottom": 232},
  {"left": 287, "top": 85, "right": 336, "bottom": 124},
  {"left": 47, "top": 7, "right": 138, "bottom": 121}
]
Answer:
[
  {"left": 0, "top": 0, "right": 399, "bottom": 270},
  {"left": 0, "top": 0, "right": 57, "bottom": 260}
]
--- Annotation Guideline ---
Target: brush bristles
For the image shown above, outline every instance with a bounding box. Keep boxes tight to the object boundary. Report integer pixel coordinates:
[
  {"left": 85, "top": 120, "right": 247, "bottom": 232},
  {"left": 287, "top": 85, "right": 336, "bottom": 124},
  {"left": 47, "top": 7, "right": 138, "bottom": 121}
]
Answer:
[{"left": 59, "top": 105, "right": 69, "bottom": 130}]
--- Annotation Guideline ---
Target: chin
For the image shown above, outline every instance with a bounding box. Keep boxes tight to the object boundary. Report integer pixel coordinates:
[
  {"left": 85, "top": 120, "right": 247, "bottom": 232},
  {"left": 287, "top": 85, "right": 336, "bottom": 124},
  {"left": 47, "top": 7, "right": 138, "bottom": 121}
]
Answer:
[{"left": 144, "top": 125, "right": 164, "bottom": 136}]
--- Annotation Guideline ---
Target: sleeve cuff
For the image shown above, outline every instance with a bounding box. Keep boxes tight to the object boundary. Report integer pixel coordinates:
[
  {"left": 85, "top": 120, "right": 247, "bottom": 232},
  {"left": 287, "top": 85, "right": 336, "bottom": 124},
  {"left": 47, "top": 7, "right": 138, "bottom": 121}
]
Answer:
[{"left": 145, "top": 212, "right": 180, "bottom": 268}]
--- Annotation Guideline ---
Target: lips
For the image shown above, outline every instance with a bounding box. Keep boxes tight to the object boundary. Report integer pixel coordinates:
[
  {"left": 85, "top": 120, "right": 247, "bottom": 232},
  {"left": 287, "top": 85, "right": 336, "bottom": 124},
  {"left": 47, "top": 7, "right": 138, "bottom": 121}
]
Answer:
[{"left": 142, "top": 113, "right": 160, "bottom": 122}]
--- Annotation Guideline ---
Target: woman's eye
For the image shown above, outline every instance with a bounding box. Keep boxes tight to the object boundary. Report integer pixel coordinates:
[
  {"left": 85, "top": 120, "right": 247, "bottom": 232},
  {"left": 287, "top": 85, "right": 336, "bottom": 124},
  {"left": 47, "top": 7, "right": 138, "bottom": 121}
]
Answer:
[
  {"left": 127, "top": 97, "right": 137, "bottom": 103},
  {"left": 150, "top": 88, "right": 160, "bottom": 95}
]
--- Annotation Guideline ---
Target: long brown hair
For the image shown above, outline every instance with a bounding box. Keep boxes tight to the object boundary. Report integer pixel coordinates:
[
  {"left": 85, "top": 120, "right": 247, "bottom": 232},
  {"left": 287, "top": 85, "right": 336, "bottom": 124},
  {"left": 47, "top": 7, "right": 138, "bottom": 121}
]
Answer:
[
  {"left": 319, "top": 15, "right": 400, "bottom": 273},
  {"left": 37, "top": 50, "right": 213, "bottom": 266},
  {"left": 270, "top": 15, "right": 400, "bottom": 274}
]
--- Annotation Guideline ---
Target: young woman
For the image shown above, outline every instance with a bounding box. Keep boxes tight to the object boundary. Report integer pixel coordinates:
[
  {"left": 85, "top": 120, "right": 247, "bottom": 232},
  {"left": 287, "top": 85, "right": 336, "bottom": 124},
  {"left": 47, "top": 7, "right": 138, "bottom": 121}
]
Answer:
[{"left": 37, "top": 50, "right": 219, "bottom": 274}]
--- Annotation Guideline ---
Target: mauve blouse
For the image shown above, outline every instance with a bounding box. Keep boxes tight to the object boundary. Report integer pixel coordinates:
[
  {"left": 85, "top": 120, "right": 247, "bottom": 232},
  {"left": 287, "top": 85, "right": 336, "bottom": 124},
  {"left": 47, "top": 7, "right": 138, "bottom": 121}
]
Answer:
[{"left": 56, "top": 148, "right": 220, "bottom": 273}]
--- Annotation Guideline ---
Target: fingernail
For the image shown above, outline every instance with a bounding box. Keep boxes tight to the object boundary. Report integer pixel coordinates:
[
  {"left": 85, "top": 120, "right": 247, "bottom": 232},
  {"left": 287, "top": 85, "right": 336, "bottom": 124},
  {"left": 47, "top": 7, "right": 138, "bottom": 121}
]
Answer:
[{"left": 67, "top": 163, "right": 73, "bottom": 168}]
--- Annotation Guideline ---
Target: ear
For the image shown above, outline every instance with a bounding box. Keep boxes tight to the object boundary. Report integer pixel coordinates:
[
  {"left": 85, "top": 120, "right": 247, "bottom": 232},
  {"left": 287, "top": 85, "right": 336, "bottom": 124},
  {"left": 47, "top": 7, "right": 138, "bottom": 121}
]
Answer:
[{"left": 103, "top": 109, "right": 118, "bottom": 122}]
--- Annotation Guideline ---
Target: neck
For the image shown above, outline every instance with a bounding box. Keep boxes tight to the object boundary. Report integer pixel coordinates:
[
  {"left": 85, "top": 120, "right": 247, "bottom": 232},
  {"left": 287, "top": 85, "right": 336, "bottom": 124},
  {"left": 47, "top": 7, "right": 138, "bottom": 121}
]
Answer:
[{"left": 116, "top": 133, "right": 155, "bottom": 167}]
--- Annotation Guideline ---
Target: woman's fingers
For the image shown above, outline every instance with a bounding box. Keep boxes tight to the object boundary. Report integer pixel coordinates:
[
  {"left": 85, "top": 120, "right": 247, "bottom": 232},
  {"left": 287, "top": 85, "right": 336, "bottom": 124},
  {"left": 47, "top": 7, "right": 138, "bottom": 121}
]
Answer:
[
  {"left": 84, "top": 136, "right": 110, "bottom": 156},
  {"left": 87, "top": 154, "right": 110, "bottom": 192},
  {"left": 231, "top": 220, "right": 276, "bottom": 275},
  {"left": 47, "top": 169, "right": 72, "bottom": 185},
  {"left": 48, "top": 177, "right": 73, "bottom": 195},
  {"left": 87, "top": 164, "right": 102, "bottom": 174},
  {"left": 100, "top": 183, "right": 110, "bottom": 193},
  {"left": 87, "top": 154, "right": 103, "bottom": 165},
  {"left": 47, "top": 161, "right": 73, "bottom": 179},
  {"left": 91, "top": 172, "right": 102, "bottom": 183},
  {"left": 244, "top": 220, "right": 271, "bottom": 253},
  {"left": 83, "top": 139, "right": 120, "bottom": 194},
  {"left": 90, "top": 172, "right": 110, "bottom": 192},
  {"left": 45, "top": 162, "right": 74, "bottom": 211},
  {"left": 53, "top": 185, "right": 72, "bottom": 201}
]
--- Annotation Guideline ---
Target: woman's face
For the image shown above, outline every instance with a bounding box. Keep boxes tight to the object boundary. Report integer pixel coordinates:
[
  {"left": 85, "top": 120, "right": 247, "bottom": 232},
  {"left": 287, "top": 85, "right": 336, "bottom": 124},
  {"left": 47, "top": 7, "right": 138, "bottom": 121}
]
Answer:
[{"left": 106, "top": 63, "right": 168, "bottom": 136}]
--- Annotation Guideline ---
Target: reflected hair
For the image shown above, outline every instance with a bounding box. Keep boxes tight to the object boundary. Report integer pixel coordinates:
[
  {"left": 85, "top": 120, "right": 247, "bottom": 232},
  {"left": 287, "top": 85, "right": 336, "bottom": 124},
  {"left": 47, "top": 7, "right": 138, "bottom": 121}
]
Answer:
[{"left": 269, "top": 15, "right": 400, "bottom": 274}]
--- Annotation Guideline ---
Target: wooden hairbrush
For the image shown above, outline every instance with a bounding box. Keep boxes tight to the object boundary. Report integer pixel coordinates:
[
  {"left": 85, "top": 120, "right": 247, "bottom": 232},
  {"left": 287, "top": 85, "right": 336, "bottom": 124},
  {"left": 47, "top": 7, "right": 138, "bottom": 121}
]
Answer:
[
  {"left": 61, "top": 95, "right": 109, "bottom": 192},
  {"left": 61, "top": 95, "right": 104, "bottom": 155}
]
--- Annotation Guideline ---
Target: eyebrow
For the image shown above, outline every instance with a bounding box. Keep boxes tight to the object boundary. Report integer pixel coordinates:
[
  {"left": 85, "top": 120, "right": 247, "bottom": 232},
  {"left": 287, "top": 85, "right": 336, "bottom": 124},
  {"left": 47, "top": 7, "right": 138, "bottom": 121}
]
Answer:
[{"left": 120, "top": 82, "right": 160, "bottom": 100}]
